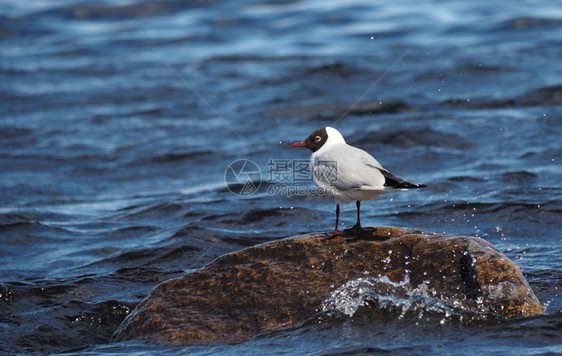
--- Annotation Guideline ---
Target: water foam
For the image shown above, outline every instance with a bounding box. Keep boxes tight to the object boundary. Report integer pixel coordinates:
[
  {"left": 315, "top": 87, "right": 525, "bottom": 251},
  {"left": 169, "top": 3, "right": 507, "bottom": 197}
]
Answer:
[{"left": 322, "top": 275, "right": 464, "bottom": 322}]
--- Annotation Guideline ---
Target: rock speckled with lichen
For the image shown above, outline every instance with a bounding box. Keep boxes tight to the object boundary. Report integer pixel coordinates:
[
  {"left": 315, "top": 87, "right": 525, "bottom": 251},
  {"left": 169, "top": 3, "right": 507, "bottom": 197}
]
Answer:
[{"left": 112, "top": 227, "right": 543, "bottom": 344}]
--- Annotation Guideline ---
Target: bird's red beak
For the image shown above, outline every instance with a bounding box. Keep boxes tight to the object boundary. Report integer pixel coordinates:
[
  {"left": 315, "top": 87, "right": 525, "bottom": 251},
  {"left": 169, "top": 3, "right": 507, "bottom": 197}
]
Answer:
[{"left": 289, "top": 141, "right": 307, "bottom": 148}]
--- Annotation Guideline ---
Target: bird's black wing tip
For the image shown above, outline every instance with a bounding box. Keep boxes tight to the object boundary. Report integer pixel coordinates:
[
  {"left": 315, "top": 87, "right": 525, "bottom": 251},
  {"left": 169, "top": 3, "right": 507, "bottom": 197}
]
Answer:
[
  {"left": 400, "top": 181, "right": 426, "bottom": 189},
  {"left": 379, "top": 169, "right": 426, "bottom": 189}
]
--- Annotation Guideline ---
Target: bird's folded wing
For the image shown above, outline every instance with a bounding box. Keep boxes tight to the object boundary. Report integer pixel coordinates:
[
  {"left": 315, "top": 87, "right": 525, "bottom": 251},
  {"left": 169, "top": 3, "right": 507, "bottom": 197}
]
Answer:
[{"left": 312, "top": 144, "right": 386, "bottom": 191}]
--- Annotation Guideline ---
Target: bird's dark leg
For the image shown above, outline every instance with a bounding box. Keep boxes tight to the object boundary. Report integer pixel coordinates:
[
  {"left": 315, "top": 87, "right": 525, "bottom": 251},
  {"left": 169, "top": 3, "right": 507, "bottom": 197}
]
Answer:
[
  {"left": 343, "top": 201, "right": 363, "bottom": 235},
  {"left": 323, "top": 203, "right": 341, "bottom": 240},
  {"left": 352, "top": 200, "right": 362, "bottom": 230}
]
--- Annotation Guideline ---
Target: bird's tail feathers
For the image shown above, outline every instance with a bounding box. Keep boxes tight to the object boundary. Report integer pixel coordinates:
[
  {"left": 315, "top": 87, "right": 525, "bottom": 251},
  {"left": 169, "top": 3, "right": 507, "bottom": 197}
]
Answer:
[
  {"left": 395, "top": 181, "right": 427, "bottom": 189},
  {"left": 380, "top": 169, "right": 426, "bottom": 189}
]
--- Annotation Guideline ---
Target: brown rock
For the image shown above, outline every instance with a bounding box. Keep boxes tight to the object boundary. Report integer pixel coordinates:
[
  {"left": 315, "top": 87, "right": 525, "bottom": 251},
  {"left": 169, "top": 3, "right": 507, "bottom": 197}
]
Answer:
[{"left": 112, "top": 227, "right": 543, "bottom": 344}]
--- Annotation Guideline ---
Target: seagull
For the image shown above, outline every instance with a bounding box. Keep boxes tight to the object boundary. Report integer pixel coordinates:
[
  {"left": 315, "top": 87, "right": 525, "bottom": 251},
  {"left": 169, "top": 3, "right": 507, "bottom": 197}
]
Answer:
[{"left": 290, "top": 126, "right": 426, "bottom": 239}]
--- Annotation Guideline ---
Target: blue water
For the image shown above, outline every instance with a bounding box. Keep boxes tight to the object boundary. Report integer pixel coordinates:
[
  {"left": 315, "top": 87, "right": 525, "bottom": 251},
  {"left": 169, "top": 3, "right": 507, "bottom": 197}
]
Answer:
[{"left": 1, "top": 0, "right": 561, "bottom": 354}]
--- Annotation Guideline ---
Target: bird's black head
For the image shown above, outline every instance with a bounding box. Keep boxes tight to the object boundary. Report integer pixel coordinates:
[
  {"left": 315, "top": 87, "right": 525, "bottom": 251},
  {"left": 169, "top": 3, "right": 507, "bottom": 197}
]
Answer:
[{"left": 290, "top": 127, "right": 328, "bottom": 152}]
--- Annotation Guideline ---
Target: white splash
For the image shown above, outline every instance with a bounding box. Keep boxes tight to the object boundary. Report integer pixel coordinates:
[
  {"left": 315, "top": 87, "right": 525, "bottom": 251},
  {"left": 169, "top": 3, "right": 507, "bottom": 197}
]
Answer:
[{"left": 322, "top": 275, "right": 458, "bottom": 320}]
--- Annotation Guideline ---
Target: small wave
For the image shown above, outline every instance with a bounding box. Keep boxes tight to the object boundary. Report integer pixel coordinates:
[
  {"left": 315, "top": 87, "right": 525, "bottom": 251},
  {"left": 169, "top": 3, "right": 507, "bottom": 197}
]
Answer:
[
  {"left": 351, "top": 127, "right": 472, "bottom": 150},
  {"left": 236, "top": 207, "right": 291, "bottom": 224},
  {"left": 115, "top": 201, "right": 188, "bottom": 220},
  {"left": 439, "top": 85, "right": 562, "bottom": 109},
  {"left": 148, "top": 150, "right": 213, "bottom": 163},
  {"left": 322, "top": 275, "right": 475, "bottom": 323},
  {"left": 40, "top": 1, "right": 182, "bottom": 20},
  {"left": 0, "top": 212, "right": 72, "bottom": 235},
  {"left": 494, "top": 17, "right": 561, "bottom": 31},
  {"left": 263, "top": 100, "right": 415, "bottom": 120},
  {"left": 499, "top": 171, "right": 538, "bottom": 183},
  {"left": 305, "top": 62, "right": 360, "bottom": 78},
  {"left": 448, "top": 175, "right": 487, "bottom": 182},
  {"left": 0, "top": 126, "right": 33, "bottom": 140},
  {"left": 519, "top": 85, "right": 562, "bottom": 107}
]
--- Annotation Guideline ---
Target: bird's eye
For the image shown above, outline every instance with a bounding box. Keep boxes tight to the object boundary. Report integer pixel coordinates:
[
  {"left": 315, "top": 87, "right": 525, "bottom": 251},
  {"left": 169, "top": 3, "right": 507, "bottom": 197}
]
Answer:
[{"left": 314, "top": 135, "right": 322, "bottom": 142}]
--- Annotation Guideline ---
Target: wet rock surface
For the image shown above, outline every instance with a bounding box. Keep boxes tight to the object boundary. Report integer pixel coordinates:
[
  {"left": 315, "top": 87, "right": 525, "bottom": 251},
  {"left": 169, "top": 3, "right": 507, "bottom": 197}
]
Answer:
[{"left": 112, "top": 227, "right": 543, "bottom": 345}]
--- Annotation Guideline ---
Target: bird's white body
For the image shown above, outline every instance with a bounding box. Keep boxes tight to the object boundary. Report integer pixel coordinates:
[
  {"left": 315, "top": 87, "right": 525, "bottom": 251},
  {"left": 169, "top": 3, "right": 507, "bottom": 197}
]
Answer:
[{"left": 311, "top": 127, "right": 401, "bottom": 204}]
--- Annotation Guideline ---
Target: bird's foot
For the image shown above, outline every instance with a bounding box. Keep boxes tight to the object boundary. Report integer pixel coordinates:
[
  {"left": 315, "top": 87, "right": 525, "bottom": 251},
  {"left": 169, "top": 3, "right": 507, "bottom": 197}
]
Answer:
[
  {"left": 343, "top": 224, "right": 365, "bottom": 237},
  {"left": 343, "top": 223, "right": 363, "bottom": 235},
  {"left": 322, "top": 229, "right": 341, "bottom": 241}
]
